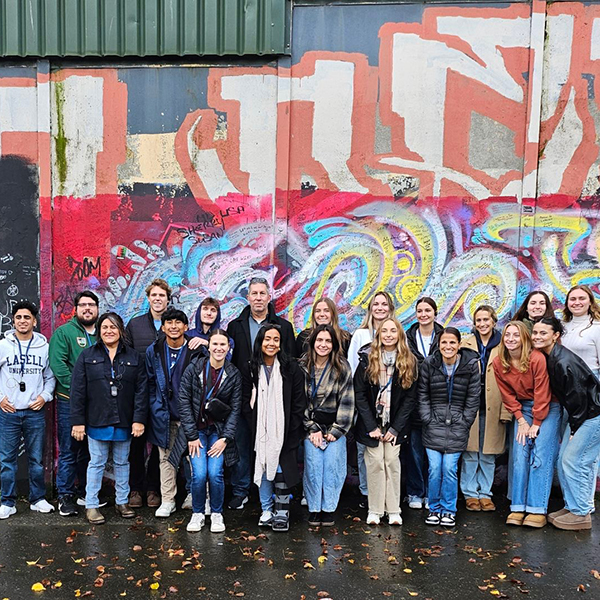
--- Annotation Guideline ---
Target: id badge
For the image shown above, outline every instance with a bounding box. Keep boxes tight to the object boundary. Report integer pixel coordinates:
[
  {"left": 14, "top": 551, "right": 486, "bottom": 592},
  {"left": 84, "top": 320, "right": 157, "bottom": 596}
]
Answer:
[
  {"left": 19, "top": 381, "right": 26, "bottom": 392},
  {"left": 111, "top": 385, "right": 118, "bottom": 397}
]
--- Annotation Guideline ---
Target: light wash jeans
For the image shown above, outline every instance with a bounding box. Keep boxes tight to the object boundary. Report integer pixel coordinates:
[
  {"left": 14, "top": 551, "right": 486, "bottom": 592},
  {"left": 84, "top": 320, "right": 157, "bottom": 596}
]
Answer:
[
  {"left": 189, "top": 426, "right": 224, "bottom": 514},
  {"left": 303, "top": 437, "right": 347, "bottom": 513},
  {"left": 426, "top": 449, "right": 461, "bottom": 515},
  {"left": 356, "top": 441, "right": 368, "bottom": 496},
  {"left": 460, "top": 415, "right": 496, "bottom": 500},
  {"left": 511, "top": 400, "right": 561, "bottom": 514},
  {"left": 259, "top": 465, "right": 283, "bottom": 511},
  {"left": 557, "top": 414, "right": 600, "bottom": 516},
  {"left": 86, "top": 437, "right": 131, "bottom": 508}
]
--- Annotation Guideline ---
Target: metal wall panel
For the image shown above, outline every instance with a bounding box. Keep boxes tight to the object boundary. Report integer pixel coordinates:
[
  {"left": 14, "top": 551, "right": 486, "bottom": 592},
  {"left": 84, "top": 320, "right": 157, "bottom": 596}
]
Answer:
[{"left": 0, "top": 0, "right": 290, "bottom": 57}]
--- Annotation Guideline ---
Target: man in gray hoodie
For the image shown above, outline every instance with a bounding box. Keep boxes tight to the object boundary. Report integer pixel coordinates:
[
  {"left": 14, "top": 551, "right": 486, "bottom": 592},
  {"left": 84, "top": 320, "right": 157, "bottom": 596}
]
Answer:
[{"left": 0, "top": 300, "right": 56, "bottom": 519}]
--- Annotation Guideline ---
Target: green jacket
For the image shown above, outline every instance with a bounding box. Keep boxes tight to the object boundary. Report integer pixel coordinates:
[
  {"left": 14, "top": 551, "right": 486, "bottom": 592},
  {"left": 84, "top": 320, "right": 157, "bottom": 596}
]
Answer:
[{"left": 48, "top": 317, "right": 96, "bottom": 400}]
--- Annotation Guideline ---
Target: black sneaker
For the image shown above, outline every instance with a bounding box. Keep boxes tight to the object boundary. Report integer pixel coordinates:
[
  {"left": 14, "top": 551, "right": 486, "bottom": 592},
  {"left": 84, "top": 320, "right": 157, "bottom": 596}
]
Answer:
[
  {"left": 227, "top": 495, "right": 248, "bottom": 510},
  {"left": 58, "top": 495, "right": 78, "bottom": 517},
  {"left": 308, "top": 512, "right": 321, "bottom": 526},
  {"left": 358, "top": 495, "right": 368, "bottom": 510},
  {"left": 425, "top": 511, "right": 441, "bottom": 526},
  {"left": 440, "top": 513, "right": 456, "bottom": 527},
  {"left": 321, "top": 511, "right": 335, "bottom": 526}
]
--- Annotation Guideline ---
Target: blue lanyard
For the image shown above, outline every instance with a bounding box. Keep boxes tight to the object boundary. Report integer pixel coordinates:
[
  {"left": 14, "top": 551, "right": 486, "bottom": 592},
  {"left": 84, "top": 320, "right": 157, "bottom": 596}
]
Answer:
[
  {"left": 476, "top": 338, "right": 488, "bottom": 372},
  {"left": 417, "top": 329, "right": 434, "bottom": 358},
  {"left": 16, "top": 337, "right": 33, "bottom": 379},
  {"left": 445, "top": 361, "right": 457, "bottom": 405},
  {"left": 204, "top": 360, "right": 224, "bottom": 401},
  {"left": 84, "top": 330, "right": 93, "bottom": 346},
  {"left": 103, "top": 344, "right": 117, "bottom": 379},
  {"left": 165, "top": 341, "right": 185, "bottom": 383},
  {"left": 311, "top": 362, "right": 330, "bottom": 400}
]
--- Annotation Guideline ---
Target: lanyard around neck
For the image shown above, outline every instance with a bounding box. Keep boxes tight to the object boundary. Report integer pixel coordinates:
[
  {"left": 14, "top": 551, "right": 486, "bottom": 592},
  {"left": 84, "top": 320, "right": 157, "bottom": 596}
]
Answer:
[
  {"left": 417, "top": 329, "right": 434, "bottom": 358},
  {"left": 445, "top": 360, "right": 457, "bottom": 405},
  {"left": 16, "top": 337, "right": 34, "bottom": 380},
  {"left": 204, "top": 360, "right": 224, "bottom": 401},
  {"left": 311, "top": 362, "right": 330, "bottom": 400}
]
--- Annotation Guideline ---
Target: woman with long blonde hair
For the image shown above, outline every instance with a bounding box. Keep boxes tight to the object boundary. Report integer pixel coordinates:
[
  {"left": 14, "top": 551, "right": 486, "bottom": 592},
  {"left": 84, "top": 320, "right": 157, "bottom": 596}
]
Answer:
[
  {"left": 354, "top": 317, "right": 417, "bottom": 526},
  {"left": 492, "top": 321, "right": 560, "bottom": 528}
]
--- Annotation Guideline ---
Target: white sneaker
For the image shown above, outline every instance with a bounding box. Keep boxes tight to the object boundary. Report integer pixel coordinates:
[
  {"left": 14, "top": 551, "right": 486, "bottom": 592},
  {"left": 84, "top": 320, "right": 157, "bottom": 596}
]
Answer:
[
  {"left": 210, "top": 513, "right": 226, "bottom": 533},
  {"left": 186, "top": 513, "right": 205, "bottom": 532},
  {"left": 301, "top": 495, "right": 308, "bottom": 507},
  {"left": 258, "top": 510, "right": 273, "bottom": 527},
  {"left": 182, "top": 493, "right": 192, "bottom": 510},
  {"left": 424, "top": 498, "right": 429, "bottom": 510},
  {"left": 155, "top": 502, "right": 176, "bottom": 518},
  {"left": 30, "top": 499, "right": 55, "bottom": 513},
  {"left": 366, "top": 512, "right": 380, "bottom": 525},
  {"left": 0, "top": 505, "right": 16, "bottom": 519},
  {"left": 408, "top": 499, "right": 423, "bottom": 510},
  {"left": 388, "top": 513, "right": 403, "bottom": 526}
]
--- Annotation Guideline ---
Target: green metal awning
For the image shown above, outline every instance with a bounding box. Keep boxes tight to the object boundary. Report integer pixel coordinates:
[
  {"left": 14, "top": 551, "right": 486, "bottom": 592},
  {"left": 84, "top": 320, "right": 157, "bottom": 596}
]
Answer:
[{"left": 0, "top": 0, "right": 291, "bottom": 58}]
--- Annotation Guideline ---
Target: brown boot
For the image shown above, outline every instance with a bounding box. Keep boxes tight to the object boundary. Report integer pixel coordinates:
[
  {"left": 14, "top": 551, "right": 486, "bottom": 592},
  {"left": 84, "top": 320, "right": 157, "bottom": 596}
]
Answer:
[
  {"left": 128, "top": 491, "right": 142, "bottom": 508},
  {"left": 523, "top": 514, "right": 547, "bottom": 528},
  {"left": 147, "top": 491, "right": 161, "bottom": 508},
  {"left": 465, "top": 498, "right": 481, "bottom": 511},
  {"left": 86, "top": 508, "right": 105, "bottom": 525},
  {"left": 548, "top": 508, "right": 569, "bottom": 524},
  {"left": 115, "top": 503, "right": 135, "bottom": 518},
  {"left": 479, "top": 498, "right": 496, "bottom": 512},
  {"left": 552, "top": 511, "right": 592, "bottom": 531},
  {"left": 506, "top": 512, "right": 525, "bottom": 526}
]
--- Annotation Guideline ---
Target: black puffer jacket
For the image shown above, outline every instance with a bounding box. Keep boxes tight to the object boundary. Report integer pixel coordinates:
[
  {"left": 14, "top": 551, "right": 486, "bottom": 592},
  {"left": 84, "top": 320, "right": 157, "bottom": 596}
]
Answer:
[
  {"left": 545, "top": 343, "right": 600, "bottom": 433},
  {"left": 418, "top": 348, "right": 480, "bottom": 453},
  {"left": 126, "top": 311, "right": 160, "bottom": 354},
  {"left": 168, "top": 358, "right": 242, "bottom": 468},
  {"left": 353, "top": 353, "right": 417, "bottom": 447}
]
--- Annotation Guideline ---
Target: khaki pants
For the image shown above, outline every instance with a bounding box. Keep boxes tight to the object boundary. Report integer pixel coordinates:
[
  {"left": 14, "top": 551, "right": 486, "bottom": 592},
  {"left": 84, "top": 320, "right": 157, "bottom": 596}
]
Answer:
[
  {"left": 158, "top": 421, "right": 180, "bottom": 504},
  {"left": 364, "top": 442, "right": 401, "bottom": 516}
]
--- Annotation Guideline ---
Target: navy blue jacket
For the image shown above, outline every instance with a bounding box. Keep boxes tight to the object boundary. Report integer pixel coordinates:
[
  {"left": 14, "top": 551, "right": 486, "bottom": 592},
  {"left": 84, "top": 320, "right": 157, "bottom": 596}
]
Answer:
[{"left": 187, "top": 302, "right": 234, "bottom": 360}]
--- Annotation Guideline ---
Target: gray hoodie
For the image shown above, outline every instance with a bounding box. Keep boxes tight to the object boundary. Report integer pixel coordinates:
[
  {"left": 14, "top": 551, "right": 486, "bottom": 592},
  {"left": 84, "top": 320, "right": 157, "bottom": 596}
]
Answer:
[{"left": 0, "top": 330, "right": 55, "bottom": 409}]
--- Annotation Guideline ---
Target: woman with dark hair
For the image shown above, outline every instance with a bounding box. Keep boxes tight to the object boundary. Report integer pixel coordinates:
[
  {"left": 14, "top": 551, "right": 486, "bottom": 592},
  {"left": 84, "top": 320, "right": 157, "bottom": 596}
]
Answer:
[
  {"left": 243, "top": 324, "right": 307, "bottom": 531},
  {"left": 418, "top": 327, "right": 479, "bottom": 527},
  {"left": 532, "top": 317, "right": 600, "bottom": 530},
  {"left": 296, "top": 297, "right": 351, "bottom": 358},
  {"left": 300, "top": 324, "right": 354, "bottom": 526},
  {"left": 168, "top": 329, "right": 241, "bottom": 533},
  {"left": 405, "top": 296, "right": 444, "bottom": 510},
  {"left": 513, "top": 291, "right": 554, "bottom": 332},
  {"left": 70, "top": 312, "right": 148, "bottom": 525},
  {"left": 354, "top": 318, "right": 417, "bottom": 526},
  {"left": 492, "top": 321, "right": 559, "bottom": 528}
]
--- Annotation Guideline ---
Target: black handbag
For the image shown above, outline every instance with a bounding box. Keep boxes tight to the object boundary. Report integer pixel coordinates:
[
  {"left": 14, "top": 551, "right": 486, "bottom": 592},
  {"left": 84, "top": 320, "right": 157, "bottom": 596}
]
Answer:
[{"left": 205, "top": 398, "right": 232, "bottom": 421}]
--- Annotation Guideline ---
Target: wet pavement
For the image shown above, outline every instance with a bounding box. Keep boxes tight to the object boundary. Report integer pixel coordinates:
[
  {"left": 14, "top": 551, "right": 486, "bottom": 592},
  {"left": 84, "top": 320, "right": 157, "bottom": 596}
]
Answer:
[{"left": 0, "top": 494, "right": 599, "bottom": 600}]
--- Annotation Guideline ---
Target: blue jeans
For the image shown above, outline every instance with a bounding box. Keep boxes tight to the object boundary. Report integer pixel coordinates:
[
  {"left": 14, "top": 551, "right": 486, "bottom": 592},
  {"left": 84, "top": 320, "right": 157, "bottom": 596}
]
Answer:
[
  {"left": 356, "top": 441, "right": 368, "bottom": 496},
  {"left": 230, "top": 416, "right": 251, "bottom": 497},
  {"left": 511, "top": 400, "right": 560, "bottom": 514},
  {"left": 406, "top": 427, "right": 428, "bottom": 501},
  {"left": 189, "top": 427, "right": 225, "bottom": 514},
  {"left": 426, "top": 449, "right": 461, "bottom": 515},
  {"left": 56, "top": 399, "right": 89, "bottom": 498},
  {"left": 303, "top": 437, "right": 347, "bottom": 512},
  {"left": 0, "top": 408, "right": 46, "bottom": 506},
  {"left": 86, "top": 437, "right": 131, "bottom": 508},
  {"left": 460, "top": 415, "right": 496, "bottom": 499},
  {"left": 557, "top": 415, "right": 600, "bottom": 516},
  {"left": 259, "top": 465, "right": 283, "bottom": 511}
]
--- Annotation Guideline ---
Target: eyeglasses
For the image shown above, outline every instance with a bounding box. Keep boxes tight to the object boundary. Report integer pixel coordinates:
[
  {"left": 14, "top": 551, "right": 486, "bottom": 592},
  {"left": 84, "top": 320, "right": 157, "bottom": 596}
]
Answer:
[{"left": 77, "top": 302, "right": 98, "bottom": 308}]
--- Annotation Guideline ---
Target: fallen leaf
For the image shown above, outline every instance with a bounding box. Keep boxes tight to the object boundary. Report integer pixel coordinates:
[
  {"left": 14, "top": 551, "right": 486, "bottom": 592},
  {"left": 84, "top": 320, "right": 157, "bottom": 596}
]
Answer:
[
  {"left": 284, "top": 573, "right": 296, "bottom": 580},
  {"left": 27, "top": 558, "right": 41, "bottom": 566},
  {"left": 150, "top": 582, "right": 160, "bottom": 590},
  {"left": 31, "top": 583, "right": 45, "bottom": 592},
  {"left": 71, "top": 558, "right": 83, "bottom": 564},
  {"left": 404, "top": 568, "right": 413, "bottom": 574},
  {"left": 498, "top": 573, "right": 507, "bottom": 580},
  {"left": 591, "top": 570, "right": 600, "bottom": 580},
  {"left": 318, "top": 555, "right": 328, "bottom": 564},
  {"left": 383, "top": 593, "right": 392, "bottom": 597},
  {"left": 577, "top": 584, "right": 586, "bottom": 593},
  {"left": 303, "top": 562, "right": 315, "bottom": 570},
  {"left": 317, "top": 593, "right": 330, "bottom": 599},
  {"left": 409, "top": 593, "right": 419, "bottom": 597}
]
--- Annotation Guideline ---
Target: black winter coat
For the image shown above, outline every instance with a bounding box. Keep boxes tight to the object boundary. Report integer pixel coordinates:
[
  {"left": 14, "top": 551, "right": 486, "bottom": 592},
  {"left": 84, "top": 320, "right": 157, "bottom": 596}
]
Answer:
[
  {"left": 241, "top": 359, "right": 307, "bottom": 488},
  {"left": 353, "top": 355, "right": 417, "bottom": 448},
  {"left": 545, "top": 343, "right": 600, "bottom": 433},
  {"left": 168, "top": 358, "right": 242, "bottom": 469},
  {"left": 227, "top": 303, "right": 296, "bottom": 372},
  {"left": 126, "top": 311, "right": 161, "bottom": 355},
  {"left": 418, "top": 348, "right": 480, "bottom": 453},
  {"left": 295, "top": 327, "right": 351, "bottom": 359},
  {"left": 70, "top": 342, "right": 148, "bottom": 428}
]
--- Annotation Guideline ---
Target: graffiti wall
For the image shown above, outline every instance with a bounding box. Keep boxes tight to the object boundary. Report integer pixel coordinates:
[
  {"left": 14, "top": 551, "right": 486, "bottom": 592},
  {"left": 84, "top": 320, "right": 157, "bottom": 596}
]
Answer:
[{"left": 1, "top": 1, "right": 600, "bottom": 337}]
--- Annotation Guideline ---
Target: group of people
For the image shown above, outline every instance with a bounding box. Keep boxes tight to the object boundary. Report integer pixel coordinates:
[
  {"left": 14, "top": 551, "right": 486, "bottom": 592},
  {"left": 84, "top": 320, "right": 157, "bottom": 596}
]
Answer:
[{"left": 0, "top": 279, "right": 599, "bottom": 534}]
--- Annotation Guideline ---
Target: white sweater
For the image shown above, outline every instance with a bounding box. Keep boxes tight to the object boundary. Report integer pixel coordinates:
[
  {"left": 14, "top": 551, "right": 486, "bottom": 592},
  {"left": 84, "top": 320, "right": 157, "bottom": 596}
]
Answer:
[
  {"left": 348, "top": 328, "right": 373, "bottom": 374},
  {"left": 562, "top": 315, "right": 600, "bottom": 376}
]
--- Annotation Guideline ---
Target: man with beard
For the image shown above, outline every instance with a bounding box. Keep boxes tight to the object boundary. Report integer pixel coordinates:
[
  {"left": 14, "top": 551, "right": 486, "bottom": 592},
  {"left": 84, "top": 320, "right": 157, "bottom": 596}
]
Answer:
[{"left": 49, "top": 291, "right": 99, "bottom": 516}]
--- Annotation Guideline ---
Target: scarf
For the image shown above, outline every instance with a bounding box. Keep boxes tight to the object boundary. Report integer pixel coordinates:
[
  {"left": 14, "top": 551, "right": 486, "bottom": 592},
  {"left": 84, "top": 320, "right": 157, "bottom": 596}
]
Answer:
[
  {"left": 377, "top": 350, "right": 397, "bottom": 427},
  {"left": 252, "top": 357, "right": 285, "bottom": 487}
]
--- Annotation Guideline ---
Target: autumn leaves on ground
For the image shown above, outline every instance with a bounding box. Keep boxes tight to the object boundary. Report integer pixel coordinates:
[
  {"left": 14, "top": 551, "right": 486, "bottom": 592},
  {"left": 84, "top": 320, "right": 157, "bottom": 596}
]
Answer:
[{"left": 1, "top": 499, "right": 599, "bottom": 599}]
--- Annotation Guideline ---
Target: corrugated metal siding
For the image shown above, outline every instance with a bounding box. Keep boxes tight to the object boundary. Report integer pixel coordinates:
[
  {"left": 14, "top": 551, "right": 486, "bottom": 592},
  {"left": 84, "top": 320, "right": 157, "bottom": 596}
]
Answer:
[{"left": 0, "top": 0, "right": 290, "bottom": 57}]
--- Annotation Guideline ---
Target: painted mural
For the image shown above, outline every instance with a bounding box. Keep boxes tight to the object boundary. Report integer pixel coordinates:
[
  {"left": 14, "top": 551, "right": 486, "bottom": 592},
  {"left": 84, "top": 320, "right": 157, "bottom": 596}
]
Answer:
[{"left": 1, "top": 2, "right": 600, "bottom": 336}]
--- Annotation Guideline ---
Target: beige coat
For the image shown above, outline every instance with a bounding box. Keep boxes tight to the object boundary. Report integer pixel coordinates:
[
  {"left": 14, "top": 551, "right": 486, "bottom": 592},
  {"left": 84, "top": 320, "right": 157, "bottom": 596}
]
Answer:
[{"left": 461, "top": 334, "right": 512, "bottom": 454}]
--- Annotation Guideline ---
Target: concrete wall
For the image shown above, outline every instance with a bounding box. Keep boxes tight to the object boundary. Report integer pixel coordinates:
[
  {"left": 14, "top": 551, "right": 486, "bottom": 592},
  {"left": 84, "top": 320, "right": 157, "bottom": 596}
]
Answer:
[{"left": 0, "top": 1, "right": 599, "bottom": 338}]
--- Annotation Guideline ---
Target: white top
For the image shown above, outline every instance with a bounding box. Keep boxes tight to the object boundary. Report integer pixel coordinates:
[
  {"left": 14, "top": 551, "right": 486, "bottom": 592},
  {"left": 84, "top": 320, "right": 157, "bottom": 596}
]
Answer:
[
  {"left": 562, "top": 315, "right": 600, "bottom": 376},
  {"left": 348, "top": 328, "right": 373, "bottom": 374}
]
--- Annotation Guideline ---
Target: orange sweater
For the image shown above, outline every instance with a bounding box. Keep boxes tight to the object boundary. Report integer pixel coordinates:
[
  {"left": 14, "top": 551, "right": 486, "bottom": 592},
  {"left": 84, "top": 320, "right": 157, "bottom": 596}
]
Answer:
[{"left": 491, "top": 350, "right": 554, "bottom": 426}]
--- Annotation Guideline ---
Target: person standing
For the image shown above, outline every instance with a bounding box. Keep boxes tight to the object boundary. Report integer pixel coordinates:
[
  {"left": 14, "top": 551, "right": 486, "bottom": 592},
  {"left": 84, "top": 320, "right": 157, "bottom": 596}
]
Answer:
[
  {"left": 226, "top": 276, "right": 296, "bottom": 510},
  {"left": 533, "top": 317, "right": 600, "bottom": 531},
  {"left": 170, "top": 330, "right": 242, "bottom": 533},
  {"left": 354, "top": 318, "right": 417, "bottom": 526},
  {"left": 459, "top": 305, "right": 508, "bottom": 512},
  {"left": 187, "top": 297, "right": 232, "bottom": 358},
  {"left": 49, "top": 290, "right": 99, "bottom": 517},
  {"left": 70, "top": 313, "right": 148, "bottom": 524},
  {"left": 513, "top": 291, "right": 554, "bottom": 332},
  {"left": 126, "top": 278, "right": 171, "bottom": 508},
  {"left": 492, "top": 321, "right": 560, "bottom": 528},
  {"left": 146, "top": 308, "right": 201, "bottom": 518},
  {"left": 0, "top": 301, "right": 56, "bottom": 519}
]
